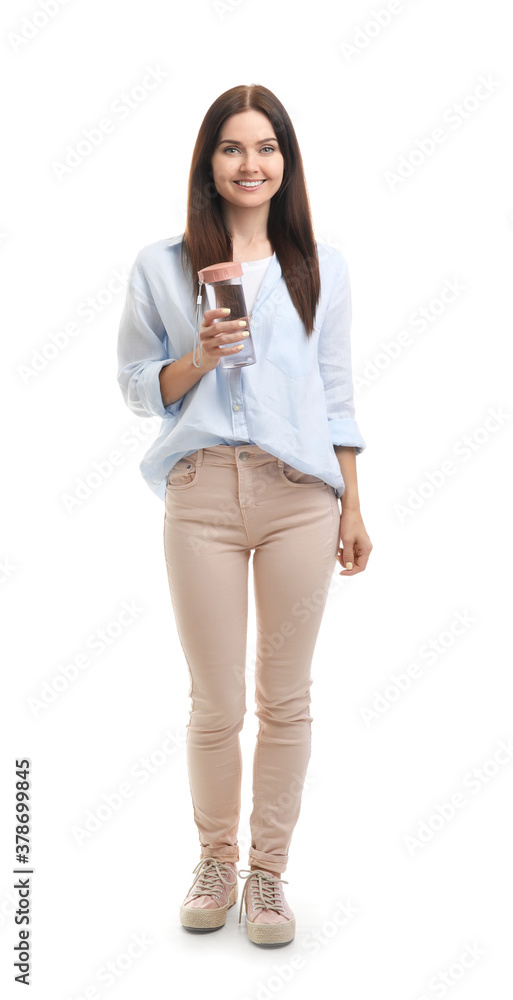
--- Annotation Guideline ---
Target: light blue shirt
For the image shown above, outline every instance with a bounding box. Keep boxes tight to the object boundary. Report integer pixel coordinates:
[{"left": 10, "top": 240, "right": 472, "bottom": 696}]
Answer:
[{"left": 116, "top": 233, "right": 366, "bottom": 502}]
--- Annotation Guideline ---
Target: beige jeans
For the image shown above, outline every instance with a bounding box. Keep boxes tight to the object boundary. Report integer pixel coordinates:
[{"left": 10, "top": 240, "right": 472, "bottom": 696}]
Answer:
[{"left": 163, "top": 444, "right": 340, "bottom": 875}]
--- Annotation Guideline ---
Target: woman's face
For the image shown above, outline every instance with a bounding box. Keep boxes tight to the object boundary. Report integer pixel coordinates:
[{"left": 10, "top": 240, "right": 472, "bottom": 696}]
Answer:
[{"left": 210, "top": 109, "right": 284, "bottom": 209}]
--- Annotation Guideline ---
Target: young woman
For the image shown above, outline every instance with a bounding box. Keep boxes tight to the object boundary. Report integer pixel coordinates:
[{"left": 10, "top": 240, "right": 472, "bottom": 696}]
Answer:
[{"left": 117, "top": 83, "right": 372, "bottom": 947}]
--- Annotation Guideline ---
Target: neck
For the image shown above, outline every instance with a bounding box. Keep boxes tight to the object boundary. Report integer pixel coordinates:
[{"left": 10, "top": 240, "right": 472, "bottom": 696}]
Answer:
[{"left": 220, "top": 200, "right": 271, "bottom": 248}]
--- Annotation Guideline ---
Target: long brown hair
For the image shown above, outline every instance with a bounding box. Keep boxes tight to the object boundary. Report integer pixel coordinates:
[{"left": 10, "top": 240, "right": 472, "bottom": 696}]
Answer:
[{"left": 180, "top": 84, "right": 321, "bottom": 338}]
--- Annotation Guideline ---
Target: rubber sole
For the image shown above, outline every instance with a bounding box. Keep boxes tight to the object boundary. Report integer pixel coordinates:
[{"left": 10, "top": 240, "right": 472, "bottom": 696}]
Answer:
[
  {"left": 246, "top": 916, "right": 296, "bottom": 945},
  {"left": 180, "top": 883, "right": 238, "bottom": 929}
]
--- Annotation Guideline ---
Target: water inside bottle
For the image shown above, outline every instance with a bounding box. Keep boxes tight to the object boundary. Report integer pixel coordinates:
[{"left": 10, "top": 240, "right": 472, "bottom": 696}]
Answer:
[{"left": 212, "top": 282, "right": 256, "bottom": 368}]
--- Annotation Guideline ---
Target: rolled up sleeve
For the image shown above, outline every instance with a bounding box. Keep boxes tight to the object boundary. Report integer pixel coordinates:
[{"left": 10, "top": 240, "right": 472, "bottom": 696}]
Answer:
[
  {"left": 117, "top": 256, "right": 183, "bottom": 419},
  {"left": 317, "top": 256, "right": 366, "bottom": 454}
]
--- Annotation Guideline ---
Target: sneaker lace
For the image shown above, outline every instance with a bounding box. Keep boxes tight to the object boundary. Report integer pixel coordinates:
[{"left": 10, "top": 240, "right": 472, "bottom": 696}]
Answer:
[
  {"left": 238, "top": 869, "right": 289, "bottom": 924},
  {"left": 185, "top": 857, "right": 237, "bottom": 901}
]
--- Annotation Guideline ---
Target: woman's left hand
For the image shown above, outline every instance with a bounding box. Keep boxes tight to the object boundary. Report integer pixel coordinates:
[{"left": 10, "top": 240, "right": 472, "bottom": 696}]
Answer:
[{"left": 336, "top": 507, "right": 373, "bottom": 575}]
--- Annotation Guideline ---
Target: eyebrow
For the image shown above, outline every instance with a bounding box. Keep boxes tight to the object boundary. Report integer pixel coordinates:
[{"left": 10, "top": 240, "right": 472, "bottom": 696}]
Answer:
[{"left": 218, "top": 137, "right": 278, "bottom": 146}]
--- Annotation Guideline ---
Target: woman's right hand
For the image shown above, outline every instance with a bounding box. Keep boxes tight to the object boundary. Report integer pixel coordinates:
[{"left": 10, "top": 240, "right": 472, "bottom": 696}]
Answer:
[{"left": 196, "top": 308, "right": 250, "bottom": 371}]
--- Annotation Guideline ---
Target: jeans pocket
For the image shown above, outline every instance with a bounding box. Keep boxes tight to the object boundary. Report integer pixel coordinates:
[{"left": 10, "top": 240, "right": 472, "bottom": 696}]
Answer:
[
  {"left": 278, "top": 462, "right": 326, "bottom": 488},
  {"left": 166, "top": 455, "right": 200, "bottom": 490}
]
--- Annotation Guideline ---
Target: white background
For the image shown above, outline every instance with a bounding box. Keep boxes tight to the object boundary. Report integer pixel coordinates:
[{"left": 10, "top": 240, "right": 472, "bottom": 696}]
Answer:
[{"left": 1, "top": 0, "right": 512, "bottom": 997}]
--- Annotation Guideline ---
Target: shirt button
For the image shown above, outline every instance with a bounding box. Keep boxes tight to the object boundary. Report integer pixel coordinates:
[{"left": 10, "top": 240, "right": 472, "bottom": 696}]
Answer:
[
  {"left": 239, "top": 451, "right": 249, "bottom": 461},
  {"left": 233, "top": 404, "right": 240, "bottom": 411}
]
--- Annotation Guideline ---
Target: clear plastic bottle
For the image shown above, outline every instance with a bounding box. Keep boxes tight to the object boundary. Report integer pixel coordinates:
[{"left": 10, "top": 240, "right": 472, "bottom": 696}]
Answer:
[{"left": 196, "top": 260, "right": 256, "bottom": 369}]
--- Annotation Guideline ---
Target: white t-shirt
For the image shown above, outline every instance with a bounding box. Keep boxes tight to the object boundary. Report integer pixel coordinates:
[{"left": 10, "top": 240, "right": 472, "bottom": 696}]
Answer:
[{"left": 205, "top": 256, "right": 273, "bottom": 316}]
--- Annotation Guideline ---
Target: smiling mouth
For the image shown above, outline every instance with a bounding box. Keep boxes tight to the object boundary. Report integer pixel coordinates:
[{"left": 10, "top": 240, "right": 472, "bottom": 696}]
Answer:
[{"left": 234, "top": 180, "right": 267, "bottom": 188}]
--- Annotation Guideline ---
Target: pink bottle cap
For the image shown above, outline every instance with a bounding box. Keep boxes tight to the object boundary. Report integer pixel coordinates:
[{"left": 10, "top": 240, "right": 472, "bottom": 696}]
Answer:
[{"left": 198, "top": 260, "right": 243, "bottom": 283}]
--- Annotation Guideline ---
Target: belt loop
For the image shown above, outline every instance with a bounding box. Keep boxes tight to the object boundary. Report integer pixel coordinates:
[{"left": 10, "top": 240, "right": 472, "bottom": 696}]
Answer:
[{"left": 195, "top": 448, "right": 204, "bottom": 467}]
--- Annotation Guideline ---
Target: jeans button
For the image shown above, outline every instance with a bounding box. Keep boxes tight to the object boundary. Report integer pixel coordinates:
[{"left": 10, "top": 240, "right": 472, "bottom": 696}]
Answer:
[{"left": 239, "top": 451, "right": 249, "bottom": 461}]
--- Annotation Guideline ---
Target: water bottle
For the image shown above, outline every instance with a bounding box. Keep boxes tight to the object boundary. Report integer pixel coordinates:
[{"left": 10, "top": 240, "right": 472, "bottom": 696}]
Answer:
[{"left": 194, "top": 260, "right": 256, "bottom": 369}]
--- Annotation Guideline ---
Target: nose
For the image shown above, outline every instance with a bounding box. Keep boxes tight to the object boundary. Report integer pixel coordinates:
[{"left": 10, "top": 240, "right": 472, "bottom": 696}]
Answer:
[{"left": 238, "top": 151, "right": 259, "bottom": 172}]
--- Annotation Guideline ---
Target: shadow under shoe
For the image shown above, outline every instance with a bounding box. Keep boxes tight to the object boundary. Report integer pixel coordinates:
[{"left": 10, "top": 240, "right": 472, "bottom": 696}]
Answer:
[
  {"left": 238, "top": 869, "right": 296, "bottom": 945},
  {"left": 180, "top": 857, "right": 238, "bottom": 931}
]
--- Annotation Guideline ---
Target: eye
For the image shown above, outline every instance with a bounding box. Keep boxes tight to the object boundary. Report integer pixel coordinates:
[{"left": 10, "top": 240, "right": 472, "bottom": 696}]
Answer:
[{"left": 223, "top": 145, "right": 276, "bottom": 154}]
